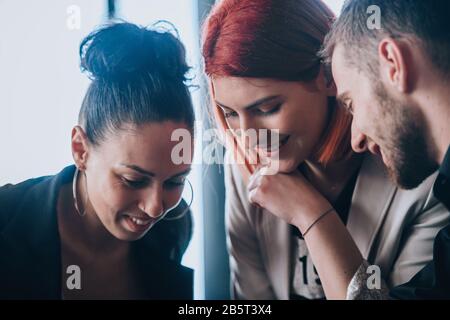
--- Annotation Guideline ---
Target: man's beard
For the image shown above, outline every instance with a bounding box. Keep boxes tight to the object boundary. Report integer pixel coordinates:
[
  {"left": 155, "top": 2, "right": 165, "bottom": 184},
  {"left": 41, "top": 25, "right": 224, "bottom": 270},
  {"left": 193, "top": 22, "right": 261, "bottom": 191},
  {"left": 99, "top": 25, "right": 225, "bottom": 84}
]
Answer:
[{"left": 375, "top": 83, "right": 438, "bottom": 189}]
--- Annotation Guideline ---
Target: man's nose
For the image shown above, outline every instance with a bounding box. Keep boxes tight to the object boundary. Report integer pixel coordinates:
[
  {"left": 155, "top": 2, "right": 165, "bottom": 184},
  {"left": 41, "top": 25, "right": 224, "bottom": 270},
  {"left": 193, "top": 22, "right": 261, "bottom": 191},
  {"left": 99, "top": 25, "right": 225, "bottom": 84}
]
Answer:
[{"left": 351, "top": 123, "right": 368, "bottom": 153}]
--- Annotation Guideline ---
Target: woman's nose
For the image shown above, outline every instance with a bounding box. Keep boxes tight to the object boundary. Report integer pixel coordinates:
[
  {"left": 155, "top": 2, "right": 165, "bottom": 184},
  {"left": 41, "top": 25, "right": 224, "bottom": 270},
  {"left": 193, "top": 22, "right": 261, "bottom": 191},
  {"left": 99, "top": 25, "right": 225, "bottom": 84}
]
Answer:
[
  {"left": 239, "top": 114, "right": 260, "bottom": 133},
  {"left": 238, "top": 116, "right": 261, "bottom": 147},
  {"left": 139, "top": 185, "right": 165, "bottom": 218}
]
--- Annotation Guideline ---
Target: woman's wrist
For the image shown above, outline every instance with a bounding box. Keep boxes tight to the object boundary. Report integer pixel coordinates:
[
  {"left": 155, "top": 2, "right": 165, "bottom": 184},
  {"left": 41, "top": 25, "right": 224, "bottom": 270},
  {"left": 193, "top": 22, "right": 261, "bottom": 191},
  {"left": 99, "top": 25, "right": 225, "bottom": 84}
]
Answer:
[
  {"left": 291, "top": 200, "right": 334, "bottom": 233},
  {"left": 302, "top": 207, "right": 335, "bottom": 237}
]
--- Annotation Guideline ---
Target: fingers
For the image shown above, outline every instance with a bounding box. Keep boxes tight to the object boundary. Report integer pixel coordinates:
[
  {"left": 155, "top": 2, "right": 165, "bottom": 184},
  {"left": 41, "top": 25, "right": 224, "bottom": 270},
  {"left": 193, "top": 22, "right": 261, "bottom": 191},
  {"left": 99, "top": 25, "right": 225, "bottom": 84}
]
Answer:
[
  {"left": 247, "top": 167, "right": 264, "bottom": 206},
  {"left": 247, "top": 187, "right": 259, "bottom": 207},
  {"left": 248, "top": 166, "right": 266, "bottom": 191},
  {"left": 258, "top": 166, "right": 272, "bottom": 176}
]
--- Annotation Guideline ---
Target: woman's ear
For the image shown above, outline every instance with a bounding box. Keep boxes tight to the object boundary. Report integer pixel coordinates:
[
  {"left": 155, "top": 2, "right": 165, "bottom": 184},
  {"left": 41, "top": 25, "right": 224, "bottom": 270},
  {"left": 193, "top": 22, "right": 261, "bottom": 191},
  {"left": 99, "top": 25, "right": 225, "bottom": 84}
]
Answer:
[{"left": 71, "top": 126, "right": 89, "bottom": 170}]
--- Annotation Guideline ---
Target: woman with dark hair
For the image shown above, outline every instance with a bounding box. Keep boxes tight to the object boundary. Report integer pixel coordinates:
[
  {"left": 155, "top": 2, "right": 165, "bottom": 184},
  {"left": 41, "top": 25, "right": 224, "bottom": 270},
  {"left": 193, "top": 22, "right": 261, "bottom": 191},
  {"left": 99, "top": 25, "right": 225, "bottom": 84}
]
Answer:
[
  {"left": 0, "top": 22, "right": 195, "bottom": 299},
  {"left": 202, "top": 0, "right": 450, "bottom": 299}
]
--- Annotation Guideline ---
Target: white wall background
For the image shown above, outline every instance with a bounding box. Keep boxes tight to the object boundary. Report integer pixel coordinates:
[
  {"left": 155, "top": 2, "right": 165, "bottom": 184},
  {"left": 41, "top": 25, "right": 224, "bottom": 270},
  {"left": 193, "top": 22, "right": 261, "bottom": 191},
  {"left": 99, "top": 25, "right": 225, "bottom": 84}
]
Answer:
[
  {"left": 0, "top": 1, "right": 106, "bottom": 184},
  {"left": 325, "top": 0, "right": 346, "bottom": 15}
]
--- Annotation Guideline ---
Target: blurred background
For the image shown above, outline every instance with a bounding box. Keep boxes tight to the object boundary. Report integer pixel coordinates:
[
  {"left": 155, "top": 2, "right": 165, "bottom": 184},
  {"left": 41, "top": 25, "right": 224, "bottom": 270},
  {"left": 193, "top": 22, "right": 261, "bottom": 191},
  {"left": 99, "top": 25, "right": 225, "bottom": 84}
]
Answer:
[{"left": 0, "top": 0, "right": 345, "bottom": 299}]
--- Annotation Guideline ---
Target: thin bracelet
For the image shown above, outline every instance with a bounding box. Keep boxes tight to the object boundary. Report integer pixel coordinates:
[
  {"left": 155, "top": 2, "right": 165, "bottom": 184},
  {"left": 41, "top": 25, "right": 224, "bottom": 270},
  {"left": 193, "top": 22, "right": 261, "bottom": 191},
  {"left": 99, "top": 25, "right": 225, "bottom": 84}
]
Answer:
[{"left": 302, "top": 207, "right": 335, "bottom": 237}]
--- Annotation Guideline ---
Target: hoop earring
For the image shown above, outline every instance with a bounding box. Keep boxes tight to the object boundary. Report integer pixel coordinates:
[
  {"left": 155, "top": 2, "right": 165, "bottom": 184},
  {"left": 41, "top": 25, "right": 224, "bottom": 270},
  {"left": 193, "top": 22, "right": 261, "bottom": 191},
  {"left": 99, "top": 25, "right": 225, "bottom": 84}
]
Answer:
[
  {"left": 164, "top": 178, "right": 194, "bottom": 221},
  {"left": 72, "top": 167, "right": 88, "bottom": 217}
]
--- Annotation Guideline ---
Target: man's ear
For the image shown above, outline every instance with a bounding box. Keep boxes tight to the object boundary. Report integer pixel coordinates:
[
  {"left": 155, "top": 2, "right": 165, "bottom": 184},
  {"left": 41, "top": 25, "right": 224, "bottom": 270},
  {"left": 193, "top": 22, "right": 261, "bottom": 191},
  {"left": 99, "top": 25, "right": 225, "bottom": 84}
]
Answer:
[
  {"left": 71, "top": 126, "right": 89, "bottom": 170},
  {"left": 378, "top": 38, "right": 411, "bottom": 93}
]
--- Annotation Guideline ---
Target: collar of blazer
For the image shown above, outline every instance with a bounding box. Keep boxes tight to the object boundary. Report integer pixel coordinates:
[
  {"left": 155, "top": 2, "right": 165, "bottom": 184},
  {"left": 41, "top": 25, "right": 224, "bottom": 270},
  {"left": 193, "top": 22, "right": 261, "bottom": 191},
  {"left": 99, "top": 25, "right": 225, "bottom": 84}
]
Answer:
[
  {"left": 0, "top": 165, "right": 193, "bottom": 299},
  {"left": 346, "top": 153, "right": 397, "bottom": 259}
]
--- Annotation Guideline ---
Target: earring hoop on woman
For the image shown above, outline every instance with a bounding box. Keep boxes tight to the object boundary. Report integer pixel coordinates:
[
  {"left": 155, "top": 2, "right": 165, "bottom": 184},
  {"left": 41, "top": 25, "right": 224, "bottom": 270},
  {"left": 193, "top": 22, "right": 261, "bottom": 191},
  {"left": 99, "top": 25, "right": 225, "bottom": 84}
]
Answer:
[
  {"left": 72, "top": 167, "right": 88, "bottom": 217},
  {"left": 164, "top": 178, "right": 194, "bottom": 221}
]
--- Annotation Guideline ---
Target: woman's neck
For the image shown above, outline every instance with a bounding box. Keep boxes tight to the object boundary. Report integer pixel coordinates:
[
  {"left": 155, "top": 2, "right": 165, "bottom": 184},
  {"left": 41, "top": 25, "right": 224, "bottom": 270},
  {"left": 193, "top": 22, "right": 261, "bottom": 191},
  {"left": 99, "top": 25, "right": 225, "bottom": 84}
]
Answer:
[{"left": 302, "top": 152, "right": 364, "bottom": 204}]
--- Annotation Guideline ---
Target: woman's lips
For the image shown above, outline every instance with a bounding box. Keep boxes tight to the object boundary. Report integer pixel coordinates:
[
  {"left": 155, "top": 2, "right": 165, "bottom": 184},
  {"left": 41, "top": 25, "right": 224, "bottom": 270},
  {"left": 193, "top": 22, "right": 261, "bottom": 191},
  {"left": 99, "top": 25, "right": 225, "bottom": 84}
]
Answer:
[{"left": 123, "top": 214, "right": 155, "bottom": 233}]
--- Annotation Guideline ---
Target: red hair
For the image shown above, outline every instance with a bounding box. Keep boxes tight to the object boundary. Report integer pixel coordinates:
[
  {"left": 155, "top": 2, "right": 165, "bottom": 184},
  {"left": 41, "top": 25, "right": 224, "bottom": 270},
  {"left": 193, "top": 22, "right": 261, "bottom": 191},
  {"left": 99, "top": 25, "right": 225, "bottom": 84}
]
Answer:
[{"left": 202, "top": 0, "right": 352, "bottom": 172}]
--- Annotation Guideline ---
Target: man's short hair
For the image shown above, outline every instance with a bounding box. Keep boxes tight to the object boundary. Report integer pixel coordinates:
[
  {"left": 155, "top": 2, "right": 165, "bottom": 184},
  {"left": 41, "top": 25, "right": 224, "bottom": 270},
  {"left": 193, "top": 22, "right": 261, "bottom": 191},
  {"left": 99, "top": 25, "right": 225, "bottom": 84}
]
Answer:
[{"left": 320, "top": 0, "right": 450, "bottom": 80}]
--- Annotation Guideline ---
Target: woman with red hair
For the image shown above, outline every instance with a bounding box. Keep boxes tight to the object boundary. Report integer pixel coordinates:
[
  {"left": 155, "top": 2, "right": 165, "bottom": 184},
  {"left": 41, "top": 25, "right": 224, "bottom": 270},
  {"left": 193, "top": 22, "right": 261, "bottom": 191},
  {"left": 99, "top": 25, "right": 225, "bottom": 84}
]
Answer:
[{"left": 202, "top": 0, "right": 450, "bottom": 299}]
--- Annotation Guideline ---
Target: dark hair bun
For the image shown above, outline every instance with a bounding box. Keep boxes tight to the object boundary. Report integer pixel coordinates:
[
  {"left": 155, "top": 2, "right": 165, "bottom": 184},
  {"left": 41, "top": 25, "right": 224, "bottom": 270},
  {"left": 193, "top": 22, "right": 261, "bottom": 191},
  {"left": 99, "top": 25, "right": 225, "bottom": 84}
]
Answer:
[{"left": 80, "top": 22, "right": 189, "bottom": 82}]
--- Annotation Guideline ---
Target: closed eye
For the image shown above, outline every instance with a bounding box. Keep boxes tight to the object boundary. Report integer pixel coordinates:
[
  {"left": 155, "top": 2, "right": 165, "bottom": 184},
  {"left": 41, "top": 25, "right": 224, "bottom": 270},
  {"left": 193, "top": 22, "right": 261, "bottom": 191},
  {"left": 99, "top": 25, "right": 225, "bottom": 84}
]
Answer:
[
  {"left": 254, "top": 103, "right": 282, "bottom": 116},
  {"left": 164, "top": 177, "right": 186, "bottom": 189},
  {"left": 122, "top": 176, "right": 186, "bottom": 190},
  {"left": 121, "top": 177, "right": 149, "bottom": 189},
  {"left": 222, "top": 103, "right": 282, "bottom": 119},
  {"left": 223, "top": 109, "right": 238, "bottom": 119}
]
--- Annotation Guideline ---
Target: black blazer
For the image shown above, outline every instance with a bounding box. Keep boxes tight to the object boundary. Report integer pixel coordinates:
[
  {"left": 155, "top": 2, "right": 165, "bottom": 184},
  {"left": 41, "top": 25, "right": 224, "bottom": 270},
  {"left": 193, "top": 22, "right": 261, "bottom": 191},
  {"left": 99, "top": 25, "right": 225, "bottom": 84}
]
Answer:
[{"left": 0, "top": 165, "right": 193, "bottom": 299}]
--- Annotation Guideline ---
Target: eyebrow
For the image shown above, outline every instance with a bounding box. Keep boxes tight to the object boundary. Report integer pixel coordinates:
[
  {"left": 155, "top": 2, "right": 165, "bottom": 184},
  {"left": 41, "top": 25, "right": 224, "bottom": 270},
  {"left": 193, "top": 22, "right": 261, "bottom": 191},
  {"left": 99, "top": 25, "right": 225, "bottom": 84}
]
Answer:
[
  {"left": 215, "top": 95, "right": 281, "bottom": 111},
  {"left": 119, "top": 164, "right": 191, "bottom": 179}
]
